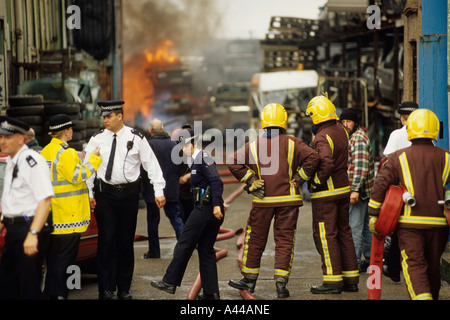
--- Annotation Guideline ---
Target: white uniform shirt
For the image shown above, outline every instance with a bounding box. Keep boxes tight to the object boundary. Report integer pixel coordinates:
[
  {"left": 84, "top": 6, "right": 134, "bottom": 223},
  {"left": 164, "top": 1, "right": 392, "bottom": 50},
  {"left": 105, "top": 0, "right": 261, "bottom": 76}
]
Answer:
[
  {"left": 85, "top": 125, "right": 165, "bottom": 197},
  {"left": 1, "top": 145, "right": 54, "bottom": 217},
  {"left": 383, "top": 126, "right": 411, "bottom": 156}
]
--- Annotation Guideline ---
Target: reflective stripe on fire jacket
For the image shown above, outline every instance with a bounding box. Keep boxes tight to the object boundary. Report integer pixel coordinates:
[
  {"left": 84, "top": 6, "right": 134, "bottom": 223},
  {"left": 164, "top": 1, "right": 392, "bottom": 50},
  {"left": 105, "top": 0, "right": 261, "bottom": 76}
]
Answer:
[
  {"left": 41, "top": 138, "right": 102, "bottom": 234},
  {"left": 249, "top": 139, "right": 302, "bottom": 204}
]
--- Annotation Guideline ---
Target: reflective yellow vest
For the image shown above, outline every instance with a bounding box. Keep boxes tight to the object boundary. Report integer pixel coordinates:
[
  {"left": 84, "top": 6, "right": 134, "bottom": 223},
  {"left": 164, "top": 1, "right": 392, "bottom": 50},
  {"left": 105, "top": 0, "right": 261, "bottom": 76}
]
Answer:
[{"left": 41, "top": 138, "right": 102, "bottom": 234}]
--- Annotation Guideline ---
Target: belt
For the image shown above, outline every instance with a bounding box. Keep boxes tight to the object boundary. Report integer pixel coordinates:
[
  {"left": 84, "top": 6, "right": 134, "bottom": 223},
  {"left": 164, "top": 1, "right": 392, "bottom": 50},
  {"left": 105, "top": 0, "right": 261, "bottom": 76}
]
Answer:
[
  {"left": 1, "top": 215, "right": 33, "bottom": 226},
  {"left": 96, "top": 178, "right": 140, "bottom": 192}
]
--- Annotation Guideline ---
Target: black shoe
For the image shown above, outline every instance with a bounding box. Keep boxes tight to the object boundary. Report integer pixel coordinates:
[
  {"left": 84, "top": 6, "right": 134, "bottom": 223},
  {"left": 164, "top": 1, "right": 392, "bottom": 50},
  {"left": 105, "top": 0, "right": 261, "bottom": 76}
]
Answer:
[
  {"left": 342, "top": 283, "right": 358, "bottom": 292},
  {"left": 99, "top": 290, "right": 119, "bottom": 300},
  {"left": 143, "top": 251, "right": 161, "bottom": 259},
  {"left": 151, "top": 281, "right": 176, "bottom": 294},
  {"left": 360, "top": 259, "right": 370, "bottom": 273},
  {"left": 275, "top": 280, "right": 290, "bottom": 298},
  {"left": 310, "top": 284, "right": 342, "bottom": 294},
  {"left": 197, "top": 293, "right": 220, "bottom": 300},
  {"left": 118, "top": 291, "right": 132, "bottom": 300},
  {"left": 228, "top": 278, "right": 256, "bottom": 293},
  {"left": 383, "top": 265, "right": 400, "bottom": 282}
]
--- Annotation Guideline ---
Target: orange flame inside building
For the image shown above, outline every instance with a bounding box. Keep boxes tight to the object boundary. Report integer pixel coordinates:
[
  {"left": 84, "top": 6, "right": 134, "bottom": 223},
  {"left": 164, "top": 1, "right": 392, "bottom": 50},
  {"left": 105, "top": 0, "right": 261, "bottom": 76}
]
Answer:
[{"left": 123, "top": 39, "right": 180, "bottom": 123}]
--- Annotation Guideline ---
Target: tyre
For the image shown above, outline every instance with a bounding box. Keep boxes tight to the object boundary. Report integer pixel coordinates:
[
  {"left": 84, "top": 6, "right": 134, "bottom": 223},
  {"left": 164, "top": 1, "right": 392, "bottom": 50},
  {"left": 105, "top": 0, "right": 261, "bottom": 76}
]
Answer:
[
  {"left": 14, "top": 115, "right": 43, "bottom": 125},
  {"left": 6, "top": 105, "right": 45, "bottom": 116},
  {"left": 44, "top": 103, "right": 80, "bottom": 115},
  {"left": 9, "top": 95, "right": 44, "bottom": 107}
]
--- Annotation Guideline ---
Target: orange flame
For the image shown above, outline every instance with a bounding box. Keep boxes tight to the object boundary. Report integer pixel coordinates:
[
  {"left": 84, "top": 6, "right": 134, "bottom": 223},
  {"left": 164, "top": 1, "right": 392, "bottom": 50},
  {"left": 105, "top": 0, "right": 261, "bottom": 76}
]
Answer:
[{"left": 123, "top": 39, "right": 180, "bottom": 124}]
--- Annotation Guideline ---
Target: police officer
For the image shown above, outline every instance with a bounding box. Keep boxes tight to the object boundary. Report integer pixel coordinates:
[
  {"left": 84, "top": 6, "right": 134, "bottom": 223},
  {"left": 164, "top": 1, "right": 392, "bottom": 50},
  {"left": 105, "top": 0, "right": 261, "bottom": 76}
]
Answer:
[
  {"left": 369, "top": 109, "right": 449, "bottom": 300},
  {"left": 41, "top": 114, "right": 102, "bottom": 299},
  {"left": 142, "top": 118, "right": 183, "bottom": 259},
  {"left": 227, "top": 103, "right": 320, "bottom": 298},
  {"left": 151, "top": 128, "right": 224, "bottom": 300},
  {"left": 85, "top": 100, "right": 166, "bottom": 300},
  {"left": 306, "top": 94, "right": 359, "bottom": 294},
  {"left": 0, "top": 116, "right": 54, "bottom": 299}
]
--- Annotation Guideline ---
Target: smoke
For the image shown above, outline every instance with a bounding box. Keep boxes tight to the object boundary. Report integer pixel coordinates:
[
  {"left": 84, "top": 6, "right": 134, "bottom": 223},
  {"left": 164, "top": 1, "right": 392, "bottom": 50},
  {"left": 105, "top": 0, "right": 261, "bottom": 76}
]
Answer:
[{"left": 123, "top": 0, "right": 224, "bottom": 59}]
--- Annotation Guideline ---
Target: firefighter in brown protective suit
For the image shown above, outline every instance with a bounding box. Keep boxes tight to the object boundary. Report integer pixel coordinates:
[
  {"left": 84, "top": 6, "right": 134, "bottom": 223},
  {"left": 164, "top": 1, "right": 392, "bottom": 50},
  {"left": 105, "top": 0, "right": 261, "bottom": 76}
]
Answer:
[
  {"left": 306, "top": 94, "right": 359, "bottom": 294},
  {"left": 368, "top": 109, "right": 449, "bottom": 300},
  {"left": 227, "top": 103, "right": 319, "bottom": 298}
]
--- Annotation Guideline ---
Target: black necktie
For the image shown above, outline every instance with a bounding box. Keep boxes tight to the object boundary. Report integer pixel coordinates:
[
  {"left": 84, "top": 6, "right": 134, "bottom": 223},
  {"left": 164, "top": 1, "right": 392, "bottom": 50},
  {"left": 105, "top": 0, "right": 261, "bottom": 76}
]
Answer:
[{"left": 105, "top": 134, "right": 117, "bottom": 181}]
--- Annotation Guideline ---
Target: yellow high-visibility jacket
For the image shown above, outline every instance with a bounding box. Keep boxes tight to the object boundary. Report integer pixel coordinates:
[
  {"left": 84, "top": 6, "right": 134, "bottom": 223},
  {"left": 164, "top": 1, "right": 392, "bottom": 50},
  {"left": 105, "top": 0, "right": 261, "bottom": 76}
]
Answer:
[{"left": 41, "top": 138, "right": 102, "bottom": 234}]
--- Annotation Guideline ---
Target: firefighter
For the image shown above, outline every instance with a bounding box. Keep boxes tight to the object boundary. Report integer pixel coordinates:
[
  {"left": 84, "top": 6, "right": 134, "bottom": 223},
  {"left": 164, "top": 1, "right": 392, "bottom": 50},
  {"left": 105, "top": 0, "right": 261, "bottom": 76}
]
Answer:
[
  {"left": 40, "top": 114, "right": 102, "bottom": 299},
  {"left": 227, "top": 103, "right": 320, "bottom": 298},
  {"left": 368, "top": 109, "right": 449, "bottom": 300},
  {"left": 306, "top": 94, "right": 359, "bottom": 294}
]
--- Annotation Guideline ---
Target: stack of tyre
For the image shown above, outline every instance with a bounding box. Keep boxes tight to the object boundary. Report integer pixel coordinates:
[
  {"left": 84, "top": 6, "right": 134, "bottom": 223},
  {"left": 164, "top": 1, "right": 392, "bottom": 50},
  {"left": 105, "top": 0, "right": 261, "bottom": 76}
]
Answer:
[{"left": 7, "top": 95, "right": 87, "bottom": 151}]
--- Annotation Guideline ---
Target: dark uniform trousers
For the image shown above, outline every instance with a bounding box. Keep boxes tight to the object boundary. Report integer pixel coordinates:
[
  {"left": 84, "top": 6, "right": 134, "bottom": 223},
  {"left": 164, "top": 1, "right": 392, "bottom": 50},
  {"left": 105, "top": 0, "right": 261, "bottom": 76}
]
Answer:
[
  {"left": 94, "top": 182, "right": 140, "bottom": 293},
  {"left": 398, "top": 227, "right": 448, "bottom": 300},
  {"left": 242, "top": 205, "right": 299, "bottom": 280},
  {"left": 44, "top": 233, "right": 81, "bottom": 298},
  {"left": 0, "top": 222, "right": 49, "bottom": 299},
  {"left": 312, "top": 197, "right": 359, "bottom": 286},
  {"left": 163, "top": 203, "right": 223, "bottom": 294}
]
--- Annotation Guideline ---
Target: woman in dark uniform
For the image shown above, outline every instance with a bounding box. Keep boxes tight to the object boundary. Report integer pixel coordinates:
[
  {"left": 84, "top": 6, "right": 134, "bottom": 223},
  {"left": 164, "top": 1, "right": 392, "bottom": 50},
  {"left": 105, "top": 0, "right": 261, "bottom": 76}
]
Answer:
[{"left": 151, "top": 129, "right": 224, "bottom": 300}]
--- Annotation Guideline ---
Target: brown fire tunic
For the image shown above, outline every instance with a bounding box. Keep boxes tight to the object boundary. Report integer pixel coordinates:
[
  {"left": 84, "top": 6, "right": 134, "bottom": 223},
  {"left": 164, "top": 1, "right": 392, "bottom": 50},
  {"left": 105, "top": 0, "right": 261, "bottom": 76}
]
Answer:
[
  {"left": 309, "top": 121, "right": 351, "bottom": 200},
  {"left": 228, "top": 133, "right": 319, "bottom": 207},
  {"left": 368, "top": 140, "right": 450, "bottom": 229}
]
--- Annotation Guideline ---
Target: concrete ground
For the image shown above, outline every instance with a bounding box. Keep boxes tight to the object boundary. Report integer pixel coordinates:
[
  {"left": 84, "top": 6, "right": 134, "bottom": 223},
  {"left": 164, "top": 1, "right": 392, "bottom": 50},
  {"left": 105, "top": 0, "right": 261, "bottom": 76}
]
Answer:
[{"left": 69, "top": 181, "right": 450, "bottom": 302}]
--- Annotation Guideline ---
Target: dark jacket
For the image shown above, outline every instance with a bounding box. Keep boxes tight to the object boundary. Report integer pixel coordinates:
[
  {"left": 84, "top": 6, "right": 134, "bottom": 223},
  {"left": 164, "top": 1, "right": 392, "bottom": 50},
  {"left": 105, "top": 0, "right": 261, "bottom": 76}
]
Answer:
[{"left": 141, "top": 132, "right": 180, "bottom": 203}]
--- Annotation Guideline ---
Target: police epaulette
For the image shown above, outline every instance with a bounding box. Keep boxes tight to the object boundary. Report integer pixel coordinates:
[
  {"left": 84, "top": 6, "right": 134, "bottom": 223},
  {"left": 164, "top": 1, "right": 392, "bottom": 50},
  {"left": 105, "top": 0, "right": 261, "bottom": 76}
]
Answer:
[
  {"left": 131, "top": 128, "right": 144, "bottom": 139},
  {"left": 92, "top": 129, "right": 105, "bottom": 137}
]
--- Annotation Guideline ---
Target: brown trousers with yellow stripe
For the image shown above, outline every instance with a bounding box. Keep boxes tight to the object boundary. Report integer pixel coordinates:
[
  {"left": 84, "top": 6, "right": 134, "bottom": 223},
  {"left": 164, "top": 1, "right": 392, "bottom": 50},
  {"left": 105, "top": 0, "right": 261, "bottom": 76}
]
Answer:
[
  {"left": 312, "top": 197, "right": 359, "bottom": 286},
  {"left": 397, "top": 227, "right": 448, "bottom": 300},
  {"left": 241, "top": 205, "right": 299, "bottom": 280}
]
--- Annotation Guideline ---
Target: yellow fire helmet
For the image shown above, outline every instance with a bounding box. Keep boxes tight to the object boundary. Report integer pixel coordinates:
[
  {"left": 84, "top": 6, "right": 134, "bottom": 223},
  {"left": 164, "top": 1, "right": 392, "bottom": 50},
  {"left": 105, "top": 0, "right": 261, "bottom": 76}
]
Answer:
[
  {"left": 406, "top": 108, "right": 440, "bottom": 141},
  {"left": 261, "top": 103, "right": 287, "bottom": 129},
  {"left": 306, "top": 94, "right": 337, "bottom": 125}
]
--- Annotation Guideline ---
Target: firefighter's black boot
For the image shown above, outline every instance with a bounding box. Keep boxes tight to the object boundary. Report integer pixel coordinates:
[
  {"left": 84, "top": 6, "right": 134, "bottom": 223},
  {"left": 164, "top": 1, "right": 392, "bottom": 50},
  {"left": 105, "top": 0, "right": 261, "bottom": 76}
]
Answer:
[
  {"left": 228, "top": 277, "right": 257, "bottom": 293},
  {"left": 275, "top": 279, "right": 289, "bottom": 298}
]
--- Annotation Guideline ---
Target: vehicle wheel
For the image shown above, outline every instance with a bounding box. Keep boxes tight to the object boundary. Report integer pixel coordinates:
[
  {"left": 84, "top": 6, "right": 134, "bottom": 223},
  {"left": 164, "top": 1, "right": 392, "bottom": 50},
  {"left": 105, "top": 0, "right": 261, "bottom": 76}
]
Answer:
[
  {"left": 44, "top": 103, "right": 80, "bottom": 115},
  {"left": 13, "top": 115, "right": 43, "bottom": 125},
  {"left": 9, "top": 95, "right": 44, "bottom": 107},
  {"left": 6, "top": 105, "right": 45, "bottom": 116}
]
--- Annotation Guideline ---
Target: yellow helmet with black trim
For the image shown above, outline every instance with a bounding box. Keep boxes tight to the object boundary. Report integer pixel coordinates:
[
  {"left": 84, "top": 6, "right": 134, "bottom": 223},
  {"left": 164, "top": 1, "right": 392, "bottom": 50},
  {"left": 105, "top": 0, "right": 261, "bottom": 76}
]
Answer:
[
  {"left": 261, "top": 103, "right": 287, "bottom": 129},
  {"left": 406, "top": 108, "right": 440, "bottom": 141},
  {"left": 306, "top": 94, "right": 337, "bottom": 125}
]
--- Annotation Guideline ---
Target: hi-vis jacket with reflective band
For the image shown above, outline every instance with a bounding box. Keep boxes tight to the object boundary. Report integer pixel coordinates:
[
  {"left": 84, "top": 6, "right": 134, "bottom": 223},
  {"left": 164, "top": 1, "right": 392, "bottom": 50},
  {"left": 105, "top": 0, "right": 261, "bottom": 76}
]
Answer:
[
  {"left": 309, "top": 121, "right": 350, "bottom": 200},
  {"left": 41, "top": 138, "right": 102, "bottom": 234},
  {"left": 228, "top": 133, "right": 319, "bottom": 207},
  {"left": 368, "top": 140, "right": 450, "bottom": 229}
]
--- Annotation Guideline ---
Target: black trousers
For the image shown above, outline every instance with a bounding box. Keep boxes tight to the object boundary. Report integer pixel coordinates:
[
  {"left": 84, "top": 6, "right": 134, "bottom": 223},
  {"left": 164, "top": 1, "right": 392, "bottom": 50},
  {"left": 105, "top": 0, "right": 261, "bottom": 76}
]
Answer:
[
  {"left": 94, "top": 185, "right": 139, "bottom": 293},
  {"left": 163, "top": 203, "right": 223, "bottom": 294},
  {"left": 44, "top": 233, "right": 81, "bottom": 299},
  {"left": 0, "top": 222, "right": 48, "bottom": 299}
]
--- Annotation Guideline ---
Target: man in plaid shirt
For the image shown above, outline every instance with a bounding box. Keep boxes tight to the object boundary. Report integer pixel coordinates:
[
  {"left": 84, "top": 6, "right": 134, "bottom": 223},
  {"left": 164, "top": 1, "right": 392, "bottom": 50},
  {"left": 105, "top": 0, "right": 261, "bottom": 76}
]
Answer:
[{"left": 340, "top": 108, "right": 374, "bottom": 271}]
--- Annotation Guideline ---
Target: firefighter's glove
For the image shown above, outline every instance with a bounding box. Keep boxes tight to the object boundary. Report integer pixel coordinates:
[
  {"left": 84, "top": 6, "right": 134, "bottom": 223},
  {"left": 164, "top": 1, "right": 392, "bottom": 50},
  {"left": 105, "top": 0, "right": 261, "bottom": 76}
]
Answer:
[
  {"left": 291, "top": 173, "right": 305, "bottom": 188},
  {"left": 245, "top": 179, "right": 265, "bottom": 199},
  {"left": 369, "top": 215, "right": 381, "bottom": 236}
]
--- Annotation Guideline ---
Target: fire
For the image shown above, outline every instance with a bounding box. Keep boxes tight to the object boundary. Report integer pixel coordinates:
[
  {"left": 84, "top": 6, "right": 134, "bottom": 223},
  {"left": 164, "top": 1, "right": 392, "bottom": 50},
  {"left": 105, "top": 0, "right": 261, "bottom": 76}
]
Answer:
[{"left": 123, "top": 39, "right": 180, "bottom": 125}]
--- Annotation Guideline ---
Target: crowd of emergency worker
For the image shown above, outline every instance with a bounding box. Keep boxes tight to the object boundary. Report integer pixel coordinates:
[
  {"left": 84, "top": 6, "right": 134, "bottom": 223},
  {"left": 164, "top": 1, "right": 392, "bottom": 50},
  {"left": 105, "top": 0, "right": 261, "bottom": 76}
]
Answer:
[{"left": 0, "top": 94, "right": 448, "bottom": 301}]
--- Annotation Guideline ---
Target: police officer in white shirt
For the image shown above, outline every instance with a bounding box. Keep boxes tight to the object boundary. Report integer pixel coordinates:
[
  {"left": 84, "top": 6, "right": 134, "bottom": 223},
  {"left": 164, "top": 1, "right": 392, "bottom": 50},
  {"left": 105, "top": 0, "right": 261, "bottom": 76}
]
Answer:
[
  {"left": 84, "top": 100, "right": 166, "bottom": 300},
  {"left": 0, "top": 116, "right": 54, "bottom": 299},
  {"left": 383, "top": 101, "right": 418, "bottom": 156}
]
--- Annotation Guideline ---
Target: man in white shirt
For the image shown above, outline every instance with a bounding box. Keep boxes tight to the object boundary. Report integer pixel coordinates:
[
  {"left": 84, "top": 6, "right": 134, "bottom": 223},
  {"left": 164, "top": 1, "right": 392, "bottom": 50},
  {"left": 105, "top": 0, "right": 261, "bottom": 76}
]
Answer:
[
  {"left": 0, "top": 116, "right": 54, "bottom": 299},
  {"left": 383, "top": 102, "right": 418, "bottom": 156},
  {"left": 84, "top": 100, "right": 166, "bottom": 300},
  {"left": 381, "top": 101, "right": 418, "bottom": 283}
]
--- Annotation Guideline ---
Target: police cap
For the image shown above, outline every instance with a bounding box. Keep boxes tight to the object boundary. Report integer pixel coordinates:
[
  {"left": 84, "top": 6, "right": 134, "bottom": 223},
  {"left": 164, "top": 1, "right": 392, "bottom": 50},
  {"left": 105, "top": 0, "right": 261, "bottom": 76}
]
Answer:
[
  {"left": 0, "top": 116, "right": 30, "bottom": 135},
  {"left": 98, "top": 100, "right": 124, "bottom": 116},
  {"left": 398, "top": 101, "right": 418, "bottom": 115},
  {"left": 48, "top": 114, "right": 76, "bottom": 133}
]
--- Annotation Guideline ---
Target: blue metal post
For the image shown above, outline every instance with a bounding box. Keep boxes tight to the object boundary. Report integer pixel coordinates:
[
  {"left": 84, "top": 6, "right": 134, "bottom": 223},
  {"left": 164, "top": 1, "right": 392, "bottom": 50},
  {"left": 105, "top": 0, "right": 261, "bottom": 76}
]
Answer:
[{"left": 418, "top": 0, "right": 448, "bottom": 149}]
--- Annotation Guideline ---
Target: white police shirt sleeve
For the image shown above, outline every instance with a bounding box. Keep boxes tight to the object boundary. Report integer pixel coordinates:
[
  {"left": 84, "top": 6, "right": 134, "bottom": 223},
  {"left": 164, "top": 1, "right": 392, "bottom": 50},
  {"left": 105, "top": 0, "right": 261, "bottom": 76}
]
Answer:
[{"left": 139, "top": 137, "right": 165, "bottom": 197}]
